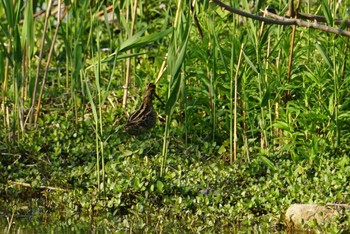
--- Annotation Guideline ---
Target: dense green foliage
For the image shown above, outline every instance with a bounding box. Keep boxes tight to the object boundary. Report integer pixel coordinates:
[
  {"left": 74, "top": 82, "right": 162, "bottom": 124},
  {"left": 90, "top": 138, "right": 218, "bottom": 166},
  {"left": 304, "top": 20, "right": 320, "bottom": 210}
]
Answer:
[{"left": 0, "top": 0, "right": 349, "bottom": 232}]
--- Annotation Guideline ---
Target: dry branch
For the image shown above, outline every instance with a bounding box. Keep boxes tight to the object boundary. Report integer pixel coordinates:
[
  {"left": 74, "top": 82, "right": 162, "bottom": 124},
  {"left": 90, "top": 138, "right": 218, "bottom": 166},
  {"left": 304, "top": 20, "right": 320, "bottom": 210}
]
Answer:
[
  {"left": 9, "top": 181, "right": 67, "bottom": 191},
  {"left": 261, "top": 9, "right": 350, "bottom": 38},
  {"left": 297, "top": 12, "right": 350, "bottom": 28},
  {"left": 211, "top": 0, "right": 350, "bottom": 38}
]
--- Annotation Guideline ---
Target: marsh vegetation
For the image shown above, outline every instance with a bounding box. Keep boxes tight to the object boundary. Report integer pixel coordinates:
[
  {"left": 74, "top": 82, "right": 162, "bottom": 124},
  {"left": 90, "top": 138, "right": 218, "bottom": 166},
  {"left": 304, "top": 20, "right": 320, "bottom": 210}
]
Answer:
[{"left": 0, "top": 0, "right": 349, "bottom": 232}]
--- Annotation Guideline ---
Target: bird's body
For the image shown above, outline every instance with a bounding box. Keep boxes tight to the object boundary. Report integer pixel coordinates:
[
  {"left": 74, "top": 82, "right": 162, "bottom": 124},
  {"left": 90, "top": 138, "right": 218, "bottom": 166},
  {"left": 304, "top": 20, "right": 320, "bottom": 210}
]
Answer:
[{"left": 125, "top": 83, "right": 161, "bottom": 135}]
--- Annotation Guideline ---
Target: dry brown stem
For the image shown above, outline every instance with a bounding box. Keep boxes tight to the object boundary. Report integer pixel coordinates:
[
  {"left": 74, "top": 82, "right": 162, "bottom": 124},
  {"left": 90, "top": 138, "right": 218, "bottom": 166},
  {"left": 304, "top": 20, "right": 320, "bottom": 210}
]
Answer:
[
  {"left": 211, "top": 0, "right": 350, "bottom": 38},
  {"left": 9, "top": 181, "right": 67, "bottom": 191}
]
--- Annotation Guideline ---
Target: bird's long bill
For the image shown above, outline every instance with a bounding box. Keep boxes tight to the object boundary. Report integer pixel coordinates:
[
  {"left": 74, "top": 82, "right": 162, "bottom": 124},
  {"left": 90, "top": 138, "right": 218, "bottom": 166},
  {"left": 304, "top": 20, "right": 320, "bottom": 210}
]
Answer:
[{"left": 154, "top": 93, "right": 165, "bottom": 106}]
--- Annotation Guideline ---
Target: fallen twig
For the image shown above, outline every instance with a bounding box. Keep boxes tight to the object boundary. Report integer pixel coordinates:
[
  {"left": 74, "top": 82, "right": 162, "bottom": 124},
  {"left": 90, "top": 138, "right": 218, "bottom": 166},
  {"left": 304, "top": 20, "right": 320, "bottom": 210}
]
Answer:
[
  {"left": 8, "top": 181, "right": 67, "bottom": 191},
  {"left": 326, "top": 203, "right": 350, "bottom": 209}
]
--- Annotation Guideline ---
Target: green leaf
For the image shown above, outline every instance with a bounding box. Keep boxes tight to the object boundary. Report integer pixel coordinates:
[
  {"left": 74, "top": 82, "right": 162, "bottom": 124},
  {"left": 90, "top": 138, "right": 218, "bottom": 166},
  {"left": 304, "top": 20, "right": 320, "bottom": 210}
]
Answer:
[
  {"left": 21, "top": 0, "right": 34, "bottom": 54},
  {"left": 328, "top": 93, "right": 334, "bottom": 116},
  {"left": 156, "top": 180, "right": 164, "bottom": 193},
  {"left": 119, "top": 27, "right": 172, "bottom": 52},
  {"left": 86, "top": 52, "right": 147, "bottom": 70},
  {"left": 133, "top": 176, "right": 141, "bottom": 189},
  {"left": 165, "top": 76, "right": 181, "bottom": 115},
  {"left": 243, "top": 51, "right": 259, "bottom": 74},
  {"left": 218, "top": 145, "right": 226, "bottom": 154},
  {"left": 119, "top": 30, "right": 145, "bottom": 52},
  {"left": 321, "top": 0, "right": 333, "bottom": 26},
  {"left": 85, "top": 78, "right": 98, "bottom": 124},
  {"left": 165, "top": 22, "right": 191, "bottom": 115},
  {"left": 258, "top": 155, "right": 276, "bottom": 170},
  {"left": 261, "top": 86, "right": 271, "bottom": 107},
  {"left": 273, "top": 121, "right": 293, "bottom": 132},
  {"left": 123, "top": 150, "right": 133, "bottom": 157},
  {"left": 315, "top": 43, "right": 332, "bottom": 68}
]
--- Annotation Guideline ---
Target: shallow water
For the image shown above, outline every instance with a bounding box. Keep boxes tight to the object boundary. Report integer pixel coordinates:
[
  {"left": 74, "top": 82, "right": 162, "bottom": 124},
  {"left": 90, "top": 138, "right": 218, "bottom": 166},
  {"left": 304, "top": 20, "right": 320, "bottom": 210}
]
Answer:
[
  {"left": 0, "top": 217, "right": 107, "bottom": 233},
  {"left": 1, "top": 215, "right": 280, "bottom": 233}
]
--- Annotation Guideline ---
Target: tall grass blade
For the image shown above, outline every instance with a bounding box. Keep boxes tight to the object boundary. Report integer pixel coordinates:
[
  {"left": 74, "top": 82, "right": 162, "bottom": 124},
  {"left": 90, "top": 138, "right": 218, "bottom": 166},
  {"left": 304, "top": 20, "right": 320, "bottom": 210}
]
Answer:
[
  {"left": 26, "top": 0, "right": 54, "bottom": 126},
  {"left": 35, "top": 0, "right": 62, "bottom": 124},
  {"left": 85, "top": 71, "right": 101, "bottom": 193},
  {"left": 165, "top": 28, "right": 191, "bottom": 115},
  {"left": 243, "top": 51, "right": 259, "bottom": 74},
  {"left": 161, "top": 7, "right": 191, "bottom": 177},
  {"left": 21, "top": 0, "right": 34, "bottom": 55},
  {"left": 315, "top": 43, "right": 333, "bottom": 68},
  {"left": 321, "top": 0, "right": 333, "bottom": 26},
  {"left": 232, "top": 44, "right": 244, "bottom": 163},
  {"left": 119, "top": 28, "right": 172, "bottom": 52}
]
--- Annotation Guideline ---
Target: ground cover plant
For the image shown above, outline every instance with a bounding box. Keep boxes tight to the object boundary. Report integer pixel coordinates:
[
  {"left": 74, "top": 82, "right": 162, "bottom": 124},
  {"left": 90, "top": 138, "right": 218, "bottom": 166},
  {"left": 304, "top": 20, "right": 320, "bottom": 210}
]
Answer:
[{"left": 0, "top": 0, "right": 349, "bottom": 232}]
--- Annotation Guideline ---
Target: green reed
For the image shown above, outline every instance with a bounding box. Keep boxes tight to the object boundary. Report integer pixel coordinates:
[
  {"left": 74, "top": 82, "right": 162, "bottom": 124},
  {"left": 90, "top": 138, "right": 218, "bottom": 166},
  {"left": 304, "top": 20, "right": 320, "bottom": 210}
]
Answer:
[{"left": 1, "top": 0, "right": 349, "bottom": 171}]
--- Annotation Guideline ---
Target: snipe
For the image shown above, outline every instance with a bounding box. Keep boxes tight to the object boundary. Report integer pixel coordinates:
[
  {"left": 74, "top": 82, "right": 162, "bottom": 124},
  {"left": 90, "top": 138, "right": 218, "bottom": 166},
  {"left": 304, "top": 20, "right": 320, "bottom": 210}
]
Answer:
[{"left": 125, "top": 83, "right": 163, "bottom": 135}]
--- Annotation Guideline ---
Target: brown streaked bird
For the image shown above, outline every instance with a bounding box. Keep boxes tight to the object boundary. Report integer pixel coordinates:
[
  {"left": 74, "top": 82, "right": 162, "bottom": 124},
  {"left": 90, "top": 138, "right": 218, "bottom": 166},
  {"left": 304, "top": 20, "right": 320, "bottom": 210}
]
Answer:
[{"left": 125, "top": 83, "right": 163, "bottom": 135}]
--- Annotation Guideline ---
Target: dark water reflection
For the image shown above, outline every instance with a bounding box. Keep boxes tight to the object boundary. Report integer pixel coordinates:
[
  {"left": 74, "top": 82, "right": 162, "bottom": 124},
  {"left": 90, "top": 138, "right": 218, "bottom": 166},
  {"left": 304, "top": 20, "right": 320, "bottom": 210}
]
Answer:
[
  {"left": 0, "top": 217, "right": 101, "bottom": 234},
  {"left": 0, "top": 216, "right": 276, "bottom": 233}
]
